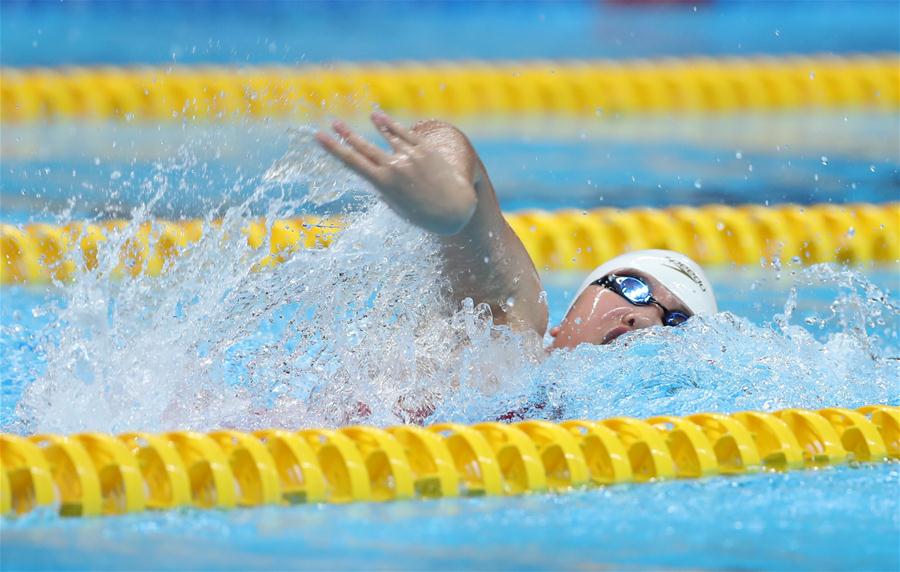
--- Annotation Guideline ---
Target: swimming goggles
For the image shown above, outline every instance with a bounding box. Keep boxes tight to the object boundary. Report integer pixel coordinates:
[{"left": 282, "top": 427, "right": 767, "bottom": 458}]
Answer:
[{"left": 595, "top": 274, "right": 691, "bottom": 327}]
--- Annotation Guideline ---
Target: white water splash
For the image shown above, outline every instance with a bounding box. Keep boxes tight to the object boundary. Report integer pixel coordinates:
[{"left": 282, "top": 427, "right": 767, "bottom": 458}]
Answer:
[
  {"left": 8, "top": 132, "right": 899, "bottom": 435},
  {"left": 262, "top": 127, "right": 365, "bottom": 207}
]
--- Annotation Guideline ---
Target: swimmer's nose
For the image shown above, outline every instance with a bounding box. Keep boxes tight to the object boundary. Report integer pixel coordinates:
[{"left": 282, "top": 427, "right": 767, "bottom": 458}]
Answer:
[{"left": 623, "top": 307, "right": 660, "bottom": 329}]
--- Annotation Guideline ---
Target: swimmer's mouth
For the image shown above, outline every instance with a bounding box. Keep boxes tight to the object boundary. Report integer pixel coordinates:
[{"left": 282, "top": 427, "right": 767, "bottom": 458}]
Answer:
[{"left": 602, "top": 326, "right": 630, "bottom": 345}]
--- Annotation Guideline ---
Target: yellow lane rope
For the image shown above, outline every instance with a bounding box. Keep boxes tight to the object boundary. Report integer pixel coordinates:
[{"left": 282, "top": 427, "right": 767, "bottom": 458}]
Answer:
[
  {"left": 1, "top": 406, "right": 896, "bottom": 517},
  {"left": 2, "top": 55, "right": 897, "bottom": 122},
  {"left": 1, "top": 203, "right": 897, "bottom": 285}
]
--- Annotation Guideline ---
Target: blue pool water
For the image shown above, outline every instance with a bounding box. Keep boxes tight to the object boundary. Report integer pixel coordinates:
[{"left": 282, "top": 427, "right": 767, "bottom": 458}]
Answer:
[
  {"left": 2, "top": 464, "right": 898, "bottom": 571},
  {"left": 2, "top": 1, "right": 900, "bottom": 570},
  {"left": 2, "top": 0, "right": 898, "bottom": 65},
  {"left": 3, "top": 114, "right": 898, "bottom": 221}
]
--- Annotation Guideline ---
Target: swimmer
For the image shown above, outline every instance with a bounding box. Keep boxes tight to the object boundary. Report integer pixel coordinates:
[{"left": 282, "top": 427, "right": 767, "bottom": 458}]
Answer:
[{"left": 316, "top": 112, "right": 717, "bottom": 350}]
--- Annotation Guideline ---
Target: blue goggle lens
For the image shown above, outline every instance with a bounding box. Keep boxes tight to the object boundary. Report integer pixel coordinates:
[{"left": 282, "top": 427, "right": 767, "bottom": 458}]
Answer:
[
  {"left": 663, "top": 311, "right": 690, "bottom": 327},
  {"left": 612, "top": 276, "right": 652, "bottom": 304},
  {"left": 601, "top": 274, "right": 691, "bottom": 327}
]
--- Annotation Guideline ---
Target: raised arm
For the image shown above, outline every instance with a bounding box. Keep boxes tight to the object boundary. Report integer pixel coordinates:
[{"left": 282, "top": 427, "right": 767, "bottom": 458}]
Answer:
[{"left": 316, "top": 112, "right": 548, "bottom": 337}]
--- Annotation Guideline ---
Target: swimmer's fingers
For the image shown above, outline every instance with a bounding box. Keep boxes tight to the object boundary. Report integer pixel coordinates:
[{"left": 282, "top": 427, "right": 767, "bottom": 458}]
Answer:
[
  {"left": 331, "top": 120, "right": 390, "bottom": 165},
  {"left": 371, "top": 111, "right": 420, "bottom": 150},
  {"left": 315, "top": 131, "right": 383, "bottom": 183}
]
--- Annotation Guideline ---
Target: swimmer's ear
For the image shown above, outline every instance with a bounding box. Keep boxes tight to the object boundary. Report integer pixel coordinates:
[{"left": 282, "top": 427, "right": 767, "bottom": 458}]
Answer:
[{"left": 550, "top": 326, "right": 561, "bottom": 337}]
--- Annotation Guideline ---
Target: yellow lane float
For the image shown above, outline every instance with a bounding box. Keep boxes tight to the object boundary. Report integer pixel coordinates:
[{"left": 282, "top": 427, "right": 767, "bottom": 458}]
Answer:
[
  {"left": 2, "top": 54, "right": 897, "bottom": 122},
  {"left": 1, "top": 202, "right": 897, "bottom": 285},
  {"left": 1, "top": 405, "right": 897, "bottom": 517}
]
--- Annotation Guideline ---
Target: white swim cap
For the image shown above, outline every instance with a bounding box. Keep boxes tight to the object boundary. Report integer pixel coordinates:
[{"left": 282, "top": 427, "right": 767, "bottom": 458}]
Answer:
[{"left": 565, "top": 249, "right": 718, "bottom": 317}]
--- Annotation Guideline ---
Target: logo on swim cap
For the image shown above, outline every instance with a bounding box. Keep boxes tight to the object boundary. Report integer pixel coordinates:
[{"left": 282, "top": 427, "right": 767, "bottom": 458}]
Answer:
[{"left": 660, "top": 258, "right": 708, "bottom": 292}]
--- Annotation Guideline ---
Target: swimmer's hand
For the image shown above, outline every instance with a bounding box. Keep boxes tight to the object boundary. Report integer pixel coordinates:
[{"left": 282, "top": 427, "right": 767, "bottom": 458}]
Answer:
[
  {"left": 319, "top": 113, "right": 549, "bottom": 338},
  {"left": 316, "top": 112, "right": 477, "bottom": 235}
]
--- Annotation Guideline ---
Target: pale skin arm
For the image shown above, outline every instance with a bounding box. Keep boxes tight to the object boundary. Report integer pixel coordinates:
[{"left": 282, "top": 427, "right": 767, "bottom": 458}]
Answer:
[{"left": 316, "top": 111, "right": 548, "bottom": 337}]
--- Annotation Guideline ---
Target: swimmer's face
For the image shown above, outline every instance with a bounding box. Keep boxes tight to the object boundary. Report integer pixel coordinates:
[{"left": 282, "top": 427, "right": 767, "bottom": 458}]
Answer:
[{"left": 549, "top": 269, "right": 691, "bottom": 350}]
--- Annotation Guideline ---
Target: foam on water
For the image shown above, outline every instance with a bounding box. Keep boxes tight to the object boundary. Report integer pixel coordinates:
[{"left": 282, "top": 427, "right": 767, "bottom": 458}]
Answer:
[{"left": 6, "top": 131, "right": 899, "bottom": 435}]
